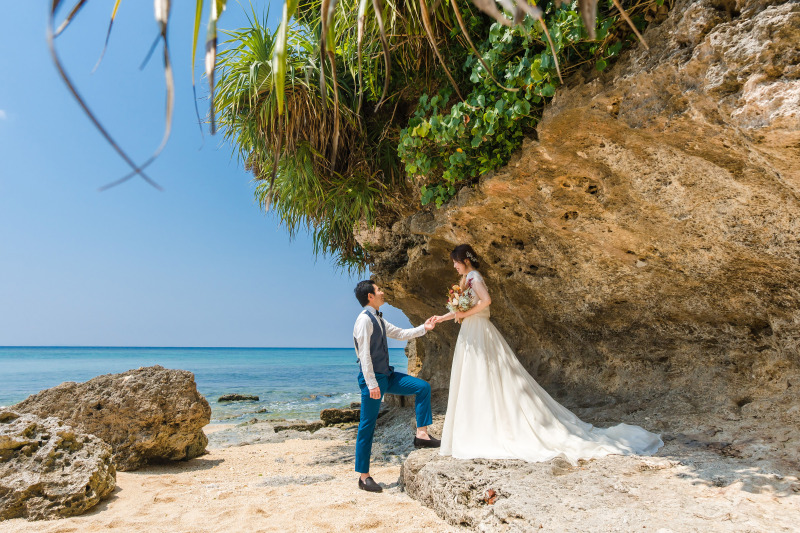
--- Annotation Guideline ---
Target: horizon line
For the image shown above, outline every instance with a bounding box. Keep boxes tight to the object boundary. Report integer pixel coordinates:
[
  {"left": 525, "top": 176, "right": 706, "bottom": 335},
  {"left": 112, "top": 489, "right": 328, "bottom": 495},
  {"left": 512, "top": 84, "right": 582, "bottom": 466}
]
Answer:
[{"left": 0, "top": 345, "right": 407, "bottom": 350}]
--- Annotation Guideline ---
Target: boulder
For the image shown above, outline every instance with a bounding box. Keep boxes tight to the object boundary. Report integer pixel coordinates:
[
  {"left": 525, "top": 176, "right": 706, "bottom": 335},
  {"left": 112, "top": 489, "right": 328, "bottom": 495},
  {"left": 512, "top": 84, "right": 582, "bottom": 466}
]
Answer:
[
  {"left": 320, "top": 407, "right": 360, "bottom": 426},
  {"left": 14, "top": 365, "right": 211, "bottom": 471},
  {"left": 218, "top": 394, "right": 259, "bottom": 402},
  {"left": 0, "top": 410, "right": 115, "bottom": 520}
]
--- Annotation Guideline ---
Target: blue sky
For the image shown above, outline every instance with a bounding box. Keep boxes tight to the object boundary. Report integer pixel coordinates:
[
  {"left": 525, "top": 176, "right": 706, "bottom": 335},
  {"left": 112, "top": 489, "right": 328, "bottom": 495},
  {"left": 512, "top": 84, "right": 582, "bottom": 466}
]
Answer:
[{"left": 0, "top": 2, "right": 413, "bottom": 347}]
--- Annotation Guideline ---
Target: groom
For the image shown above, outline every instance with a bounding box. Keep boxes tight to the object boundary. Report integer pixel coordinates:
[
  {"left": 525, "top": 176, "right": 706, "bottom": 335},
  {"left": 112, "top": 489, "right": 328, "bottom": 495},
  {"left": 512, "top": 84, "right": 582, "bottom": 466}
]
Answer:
[{"left": 353, "top": 280, "right": 441, "bottom": 493}]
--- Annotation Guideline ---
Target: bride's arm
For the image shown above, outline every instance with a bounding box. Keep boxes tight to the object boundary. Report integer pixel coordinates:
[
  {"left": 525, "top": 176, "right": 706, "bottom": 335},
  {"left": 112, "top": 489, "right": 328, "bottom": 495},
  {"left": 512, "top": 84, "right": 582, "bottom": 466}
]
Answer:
[
  {"left": 455, "top": 277, "right": 492, "bottom": 321},
  {"left": 433, "top": 311, "right": 456, "bottom": 323}
]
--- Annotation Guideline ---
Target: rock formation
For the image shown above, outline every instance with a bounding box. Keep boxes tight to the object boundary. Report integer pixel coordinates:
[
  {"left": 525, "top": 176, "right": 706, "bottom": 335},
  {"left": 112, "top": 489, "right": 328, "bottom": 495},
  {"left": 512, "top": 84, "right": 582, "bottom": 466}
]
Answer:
[
  {"left": 320, "top": 407, "right": 361, "bottom": 425},
  {"left": 14, "top": 366, "right": 211, "bottom": 471},
  {"left": 0, "top": 410, "right": 116, "bottom": 520},
  {"left": 218, "top": 394, "right": 259, "bottom": 402},
  {"left": 360, "top": 0, "right": 799, "bottom": 439},
  {"left": 358, "top": 0, "right": 799, "bottom": 522},
  {"left": 401, "top": 446, "right": 799, "bottom": 531}
]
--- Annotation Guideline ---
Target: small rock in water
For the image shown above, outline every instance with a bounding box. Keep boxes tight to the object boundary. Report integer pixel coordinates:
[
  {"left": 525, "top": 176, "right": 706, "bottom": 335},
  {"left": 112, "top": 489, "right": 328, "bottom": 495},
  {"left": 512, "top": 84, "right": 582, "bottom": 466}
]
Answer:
[{"left": 218, "top": 394, "right": 259, "bottom": 402}]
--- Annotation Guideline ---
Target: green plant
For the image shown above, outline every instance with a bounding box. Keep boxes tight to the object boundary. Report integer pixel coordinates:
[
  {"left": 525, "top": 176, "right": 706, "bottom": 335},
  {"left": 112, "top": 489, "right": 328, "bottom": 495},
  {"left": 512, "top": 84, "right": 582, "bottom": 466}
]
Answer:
[{"left": 399, "top": 0, "right": 656, "bottom": 207}]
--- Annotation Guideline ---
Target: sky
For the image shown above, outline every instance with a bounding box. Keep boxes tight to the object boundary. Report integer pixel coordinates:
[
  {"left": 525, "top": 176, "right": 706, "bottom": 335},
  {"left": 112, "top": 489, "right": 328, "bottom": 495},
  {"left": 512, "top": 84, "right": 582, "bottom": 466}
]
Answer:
[{"left": 0, "top": 1, "right": 413, "bottom": 347}]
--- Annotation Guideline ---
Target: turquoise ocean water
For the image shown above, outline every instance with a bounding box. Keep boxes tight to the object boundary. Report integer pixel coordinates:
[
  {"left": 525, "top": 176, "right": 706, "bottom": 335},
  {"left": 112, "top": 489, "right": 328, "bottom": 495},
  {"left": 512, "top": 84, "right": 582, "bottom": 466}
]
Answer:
[{"left": 0, "top": 347, "right": 407, "bottom": 423}]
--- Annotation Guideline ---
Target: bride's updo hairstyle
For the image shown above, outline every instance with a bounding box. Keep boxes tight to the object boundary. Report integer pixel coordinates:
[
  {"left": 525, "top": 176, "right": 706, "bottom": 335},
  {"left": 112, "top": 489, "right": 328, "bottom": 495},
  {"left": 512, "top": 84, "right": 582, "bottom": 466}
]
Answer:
[{"left": 451, "top": 244, "right": 480, "bottom": 269}]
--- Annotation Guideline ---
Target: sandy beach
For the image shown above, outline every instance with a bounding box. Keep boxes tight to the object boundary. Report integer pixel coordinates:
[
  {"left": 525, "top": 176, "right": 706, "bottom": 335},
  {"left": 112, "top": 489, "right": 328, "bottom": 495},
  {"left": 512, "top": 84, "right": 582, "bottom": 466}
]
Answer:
[{"left": 0, "top": 423, "right": 460, "bottom": 533}]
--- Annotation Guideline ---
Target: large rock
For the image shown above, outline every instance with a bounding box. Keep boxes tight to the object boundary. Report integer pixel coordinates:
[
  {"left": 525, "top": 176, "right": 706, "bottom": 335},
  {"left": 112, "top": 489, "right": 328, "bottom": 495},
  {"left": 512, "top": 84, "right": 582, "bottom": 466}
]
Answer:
[
  {"left": 358, "top": 0, "right": 800, "bottom": 467},
  {"left": 0, "top": 410, "right": 116, "bottom": 520},
  {"left": 402, "top": 446, "right": 799, "bottom": 531},
  {"left": 14, "top": 366, "right": 211, "bottom": 471}
]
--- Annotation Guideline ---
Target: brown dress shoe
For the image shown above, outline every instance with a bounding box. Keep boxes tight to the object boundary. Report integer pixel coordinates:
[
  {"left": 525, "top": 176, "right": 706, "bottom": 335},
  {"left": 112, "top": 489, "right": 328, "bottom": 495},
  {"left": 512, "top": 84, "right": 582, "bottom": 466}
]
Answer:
[{"left": 358, "top": 476, "right": 383, "bottom": 493}]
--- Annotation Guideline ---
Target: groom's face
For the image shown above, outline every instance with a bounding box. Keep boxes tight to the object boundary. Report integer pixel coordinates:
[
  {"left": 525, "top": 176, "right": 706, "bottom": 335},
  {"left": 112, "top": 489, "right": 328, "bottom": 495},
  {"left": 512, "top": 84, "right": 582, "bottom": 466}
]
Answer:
[{"left": 368, "top": 284, "right": 385, "bottom": 308}]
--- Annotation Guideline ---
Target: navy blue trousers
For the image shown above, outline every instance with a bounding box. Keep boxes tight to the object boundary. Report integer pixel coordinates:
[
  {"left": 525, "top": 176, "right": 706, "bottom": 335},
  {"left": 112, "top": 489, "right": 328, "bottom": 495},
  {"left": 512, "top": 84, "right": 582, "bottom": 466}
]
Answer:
[{"left": 355, "top": 370, "right": 433, "bottom": 473}]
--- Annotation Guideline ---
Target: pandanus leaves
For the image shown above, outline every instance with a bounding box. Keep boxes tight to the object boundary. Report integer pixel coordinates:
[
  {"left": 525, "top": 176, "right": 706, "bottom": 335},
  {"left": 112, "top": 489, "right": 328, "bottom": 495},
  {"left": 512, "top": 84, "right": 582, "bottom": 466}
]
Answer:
[
  {"left": 100, "top": 0, "right": 175, "bottom": 191},
  {"left": 48, "top": 0, "right": 162, "bottom": 190},
  {"left": 206, "top": 0, "right": 228, "bottom": 135},
  {"left": 371, "top": 0, "right": 392, "bottom": 111},
  {"left": 269, "top": 0, "right": 300, "bottom": 207},
  {"left": 54, "top": 0, "right": 89, "bottom": 37},
  {"left": 48, "top": 0, "right": 652, "bottom": 193},
  {"left": 92, "top": 0, "right": 122, "bottom": 73},
  {"left": 191, "top": 0, "right": 205, "bottom": 135},
  {"left": 356, "top": 0, "right": 370, "bottom": 114},
  {"left": 419, "top": 0, "right": 463, "bottom": 100},
  {"left": 321, "top": 0, "right": 342, "bottom": 168}
]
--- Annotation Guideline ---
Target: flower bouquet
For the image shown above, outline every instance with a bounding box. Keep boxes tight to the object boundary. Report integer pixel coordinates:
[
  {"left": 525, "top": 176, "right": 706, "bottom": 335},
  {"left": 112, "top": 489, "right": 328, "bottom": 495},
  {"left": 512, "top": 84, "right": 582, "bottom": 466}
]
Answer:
[{"left": 446, "top": 281, "right": 474, "bottom": 314}]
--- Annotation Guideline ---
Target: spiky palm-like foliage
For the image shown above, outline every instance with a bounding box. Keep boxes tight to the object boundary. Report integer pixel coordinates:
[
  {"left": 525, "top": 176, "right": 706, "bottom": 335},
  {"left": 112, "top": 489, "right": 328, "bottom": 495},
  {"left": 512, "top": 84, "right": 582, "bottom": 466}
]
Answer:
[{"left": 215, "top": 9, "right": 432, "bottom": 268}]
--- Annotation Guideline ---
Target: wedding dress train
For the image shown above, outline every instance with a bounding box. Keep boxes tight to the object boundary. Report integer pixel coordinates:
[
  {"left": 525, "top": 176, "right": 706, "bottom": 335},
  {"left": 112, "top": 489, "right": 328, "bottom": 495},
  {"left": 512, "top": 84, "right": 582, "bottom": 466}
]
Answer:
[{"left": 440, "top": 271, "right": 663, "bottom": 465}]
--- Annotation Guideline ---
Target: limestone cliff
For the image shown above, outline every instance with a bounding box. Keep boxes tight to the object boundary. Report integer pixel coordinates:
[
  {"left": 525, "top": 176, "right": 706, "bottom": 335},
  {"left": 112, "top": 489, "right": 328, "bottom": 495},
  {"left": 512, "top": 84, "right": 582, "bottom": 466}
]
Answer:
[{"left": 359, "top": 0, "right": 799, "bottom": 462}]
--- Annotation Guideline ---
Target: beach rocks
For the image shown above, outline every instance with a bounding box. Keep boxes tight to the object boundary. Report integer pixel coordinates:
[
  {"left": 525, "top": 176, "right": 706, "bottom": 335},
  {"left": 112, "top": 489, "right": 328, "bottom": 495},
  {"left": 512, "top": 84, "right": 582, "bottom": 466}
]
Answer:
[
  {"left": 0, "top": 410, "right": 116, "bottom": 520},
  {"left": 320, "top": 407, "right": 360, "bottom": 426},
  {"left": 401, "top": 443, "right": 800, "bottom": 531},
  {"left": 14, "top": 365, "right": 211, "bottom": 471},
  {"left": 273, "top": 421, "right": 323, "bottom": 433},
  {"left": 218, "top": 394, "right": 259, "bottom": 402}
]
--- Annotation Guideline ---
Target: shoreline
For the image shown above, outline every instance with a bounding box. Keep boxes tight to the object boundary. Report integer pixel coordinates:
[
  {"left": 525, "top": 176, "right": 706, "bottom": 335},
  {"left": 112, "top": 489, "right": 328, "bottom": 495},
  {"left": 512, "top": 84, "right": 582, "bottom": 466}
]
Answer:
[
  {"left": 0, "top": 419, "right": 461, "bottom": 533},
  {"left": 2, "top": 400, "right": 798, "bottom": 532}
]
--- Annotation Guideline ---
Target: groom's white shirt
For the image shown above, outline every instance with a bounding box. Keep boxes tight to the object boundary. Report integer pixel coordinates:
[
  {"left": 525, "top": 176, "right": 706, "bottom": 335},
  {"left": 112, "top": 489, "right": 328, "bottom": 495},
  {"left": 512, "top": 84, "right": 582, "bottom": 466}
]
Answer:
[{"left": 354, "top": 306, "right": 427, "bottom": 390}]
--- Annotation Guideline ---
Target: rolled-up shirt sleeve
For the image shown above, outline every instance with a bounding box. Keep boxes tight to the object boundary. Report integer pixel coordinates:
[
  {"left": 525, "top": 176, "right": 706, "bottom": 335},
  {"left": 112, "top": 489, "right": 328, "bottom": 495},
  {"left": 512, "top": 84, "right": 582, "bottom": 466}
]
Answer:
[{"left": 354, "top": 314, "right": 379, "bottom": 390}]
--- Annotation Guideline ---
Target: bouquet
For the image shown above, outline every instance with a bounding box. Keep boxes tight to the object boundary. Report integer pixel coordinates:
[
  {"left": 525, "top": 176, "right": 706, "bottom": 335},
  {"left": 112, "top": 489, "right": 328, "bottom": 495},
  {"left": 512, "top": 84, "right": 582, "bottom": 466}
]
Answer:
[{"left": 446, "top": 280, "right": 475, "bottom": 314}]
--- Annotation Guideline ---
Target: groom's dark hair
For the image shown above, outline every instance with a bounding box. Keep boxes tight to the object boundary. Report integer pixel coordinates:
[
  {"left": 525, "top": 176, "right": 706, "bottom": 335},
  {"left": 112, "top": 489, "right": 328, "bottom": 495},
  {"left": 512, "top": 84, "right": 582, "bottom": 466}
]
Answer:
[{"left": 355, "top": 280, "right": 377, "bottom": 307}]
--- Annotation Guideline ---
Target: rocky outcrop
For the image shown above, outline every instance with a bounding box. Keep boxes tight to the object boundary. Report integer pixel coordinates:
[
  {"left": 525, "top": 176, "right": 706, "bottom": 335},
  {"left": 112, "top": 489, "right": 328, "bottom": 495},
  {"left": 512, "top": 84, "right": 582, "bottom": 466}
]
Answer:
[
  {"left": 320, "top": 407, "right": 361, "bottom": 425},
  {"left": 14, "top": 366, "right": 211, "bottom": 471},
  {"left": 0, "top": 410, "right": 115, "bottom": 520},
  {"left": 402, "top": 446, "right": 799, "bottom": 532},
  {"left": 218, "top": 394, "right": 259, "bottom": 402},
  {"left": 360, "top": 0, "right": 799, "bottom": 449},
  {"left": 359, "top": 0, "right": 800, "bottom": 524}
]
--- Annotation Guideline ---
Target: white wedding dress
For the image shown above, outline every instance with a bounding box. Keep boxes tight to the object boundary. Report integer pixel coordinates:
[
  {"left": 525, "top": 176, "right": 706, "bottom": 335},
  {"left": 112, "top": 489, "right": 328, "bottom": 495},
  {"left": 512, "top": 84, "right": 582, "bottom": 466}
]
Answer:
[{"left": 440, "top": 270, "right": 663, "bottom": 465}]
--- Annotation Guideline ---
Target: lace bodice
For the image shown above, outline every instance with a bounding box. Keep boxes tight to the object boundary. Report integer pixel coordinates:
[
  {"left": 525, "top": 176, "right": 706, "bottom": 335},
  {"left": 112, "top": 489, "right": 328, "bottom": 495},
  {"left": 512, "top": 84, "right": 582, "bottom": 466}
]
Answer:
[{"left": 464, "top": 270, "right": 490, "bottom": 318}]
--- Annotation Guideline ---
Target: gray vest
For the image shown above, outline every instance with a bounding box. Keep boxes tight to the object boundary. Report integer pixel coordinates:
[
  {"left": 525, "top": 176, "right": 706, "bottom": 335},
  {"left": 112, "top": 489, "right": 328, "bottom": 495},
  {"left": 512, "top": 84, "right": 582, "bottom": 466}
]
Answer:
[{"left": 354, "top": 310, "right": 393, "bottom": 376}]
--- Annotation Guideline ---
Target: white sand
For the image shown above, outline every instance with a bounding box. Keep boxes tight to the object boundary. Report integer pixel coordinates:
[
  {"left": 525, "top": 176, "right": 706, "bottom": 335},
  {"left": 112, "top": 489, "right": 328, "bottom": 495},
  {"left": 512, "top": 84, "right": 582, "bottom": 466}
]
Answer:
[{"left": 0, "top": 425, "right": 461, "bottom": 533}]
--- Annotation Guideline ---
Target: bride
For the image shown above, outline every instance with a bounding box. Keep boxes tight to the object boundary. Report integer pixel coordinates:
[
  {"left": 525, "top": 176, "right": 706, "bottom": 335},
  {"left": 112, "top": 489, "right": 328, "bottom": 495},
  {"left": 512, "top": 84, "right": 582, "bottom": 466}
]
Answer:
[{"left": 432, "top": 244, "right": 663, "bottom": 464}]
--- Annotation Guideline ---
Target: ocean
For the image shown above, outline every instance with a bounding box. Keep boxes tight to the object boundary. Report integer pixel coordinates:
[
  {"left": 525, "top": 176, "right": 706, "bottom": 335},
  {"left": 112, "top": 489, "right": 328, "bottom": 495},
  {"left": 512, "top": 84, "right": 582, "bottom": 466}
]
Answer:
[{"left": 0, "top": 347, "right": 407, "bottom": 423}]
